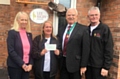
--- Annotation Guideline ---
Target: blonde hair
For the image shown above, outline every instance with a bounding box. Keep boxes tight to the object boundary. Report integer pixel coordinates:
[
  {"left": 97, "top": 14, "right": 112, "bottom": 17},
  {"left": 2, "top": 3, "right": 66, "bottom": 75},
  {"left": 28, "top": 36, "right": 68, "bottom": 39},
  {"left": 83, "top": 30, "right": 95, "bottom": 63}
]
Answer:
[
  {"left": 88, "top": 6, "right": 100, "bottom": 15},
  {"left": 11, "top": 11, "right": 31, "bottom": 33},
  {"left": 40, "top": 20, "right": 57, "bottom": 41}
]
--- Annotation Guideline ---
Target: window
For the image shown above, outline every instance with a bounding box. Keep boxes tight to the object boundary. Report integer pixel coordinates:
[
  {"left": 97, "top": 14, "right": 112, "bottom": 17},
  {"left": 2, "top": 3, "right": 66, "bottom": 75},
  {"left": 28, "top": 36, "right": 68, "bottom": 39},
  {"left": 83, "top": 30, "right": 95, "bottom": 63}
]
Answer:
[{"left": 59, "top": 0, "right": 71, "bottom": 8}]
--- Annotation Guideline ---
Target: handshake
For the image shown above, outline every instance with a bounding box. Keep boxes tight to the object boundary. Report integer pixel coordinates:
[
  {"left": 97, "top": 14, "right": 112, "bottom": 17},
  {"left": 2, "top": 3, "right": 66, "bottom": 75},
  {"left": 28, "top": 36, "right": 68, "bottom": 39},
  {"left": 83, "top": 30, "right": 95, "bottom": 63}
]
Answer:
[{"left": 22, "top": 64, "right": 32, "bottom": 72}]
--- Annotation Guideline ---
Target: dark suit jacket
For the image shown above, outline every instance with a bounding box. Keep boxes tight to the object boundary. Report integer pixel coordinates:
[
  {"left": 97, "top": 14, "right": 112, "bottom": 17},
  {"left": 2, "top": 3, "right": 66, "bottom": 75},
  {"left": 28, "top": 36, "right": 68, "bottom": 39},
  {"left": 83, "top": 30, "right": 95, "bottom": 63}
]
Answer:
[
  {"left": 32, "top": 35, "right": 61, "bottom": 79},
  {"left": 57, "top": 22, "right": 90, "bottom": 73},
  {"left": 7, "top": 30, "right": 33, "bottom": 68}
]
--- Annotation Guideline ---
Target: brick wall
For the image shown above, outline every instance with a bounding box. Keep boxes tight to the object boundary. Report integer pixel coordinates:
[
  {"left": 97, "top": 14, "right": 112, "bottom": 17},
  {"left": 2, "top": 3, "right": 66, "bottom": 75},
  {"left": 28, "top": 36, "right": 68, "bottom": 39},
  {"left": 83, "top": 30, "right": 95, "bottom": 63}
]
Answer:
[
  {"left": 77, "top": 0, "right": 96, "bottom": 25},
  {"left": 100, "top": 0, "right": 120, "bottom": 79},
  {"left": 0, "top": 4, "right": 10, "bottom": 67},
  {"left": 0, "top": 3, "right": 11, "bottom": 79},
  {"left": 0, "top": 0, "right": 120, "bottom": 79}
]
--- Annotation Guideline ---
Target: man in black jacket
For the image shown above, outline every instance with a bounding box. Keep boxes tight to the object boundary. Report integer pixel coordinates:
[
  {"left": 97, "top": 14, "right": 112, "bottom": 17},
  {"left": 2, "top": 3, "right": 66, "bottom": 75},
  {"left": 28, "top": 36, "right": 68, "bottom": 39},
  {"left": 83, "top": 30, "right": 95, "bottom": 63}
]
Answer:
[{"left": 85, "top": 6, "right": 114, "bottom": 79}]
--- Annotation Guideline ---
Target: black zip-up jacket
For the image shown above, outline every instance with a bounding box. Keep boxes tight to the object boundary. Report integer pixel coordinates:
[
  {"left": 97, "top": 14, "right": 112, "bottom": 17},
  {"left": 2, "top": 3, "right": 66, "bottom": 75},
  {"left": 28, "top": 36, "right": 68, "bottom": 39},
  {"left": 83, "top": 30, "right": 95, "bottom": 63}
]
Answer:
[
  {"left": 32, "top": 35, "right": 61, "bottom": 79},
  {"left": 88, "top": 22, "right": 114, "bottom": 70}
]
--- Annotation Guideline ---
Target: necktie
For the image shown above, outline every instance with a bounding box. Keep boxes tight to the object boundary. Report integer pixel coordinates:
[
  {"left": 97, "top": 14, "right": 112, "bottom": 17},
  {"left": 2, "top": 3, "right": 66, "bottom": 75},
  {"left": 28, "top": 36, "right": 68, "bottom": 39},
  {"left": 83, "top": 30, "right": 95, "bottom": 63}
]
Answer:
[{"left": 63, "top": 25, "right": 71, "bottom": 56}]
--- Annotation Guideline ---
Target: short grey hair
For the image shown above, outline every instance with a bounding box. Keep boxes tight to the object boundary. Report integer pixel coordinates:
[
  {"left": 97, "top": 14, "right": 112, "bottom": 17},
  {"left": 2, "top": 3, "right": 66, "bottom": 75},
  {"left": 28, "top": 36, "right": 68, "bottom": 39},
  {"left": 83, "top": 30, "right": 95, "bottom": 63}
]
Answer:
[
  {"left": 66, "top": 8, "right": 78, "bottom": 15},
  {"left": 88, "top": 6, "right": 100, "bottom": 15}
]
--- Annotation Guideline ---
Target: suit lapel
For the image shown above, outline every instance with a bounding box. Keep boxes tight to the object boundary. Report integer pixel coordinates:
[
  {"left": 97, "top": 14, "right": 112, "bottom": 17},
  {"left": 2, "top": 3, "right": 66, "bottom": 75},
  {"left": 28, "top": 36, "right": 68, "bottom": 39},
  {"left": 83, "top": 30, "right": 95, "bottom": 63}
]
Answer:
[
  {"left": 39, "top": 37, "right": 47, "bottom": 49},
  {"left": 68, "top": 23, "right": 79, "bottom": 42}
]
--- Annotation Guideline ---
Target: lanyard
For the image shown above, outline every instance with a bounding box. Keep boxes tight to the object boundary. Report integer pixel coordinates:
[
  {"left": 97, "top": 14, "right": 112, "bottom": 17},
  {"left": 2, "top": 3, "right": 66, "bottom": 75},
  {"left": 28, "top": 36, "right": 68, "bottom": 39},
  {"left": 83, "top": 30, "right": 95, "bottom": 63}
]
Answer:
[{"left": 67, "top": 22, "right": 76, "bottom": 35}]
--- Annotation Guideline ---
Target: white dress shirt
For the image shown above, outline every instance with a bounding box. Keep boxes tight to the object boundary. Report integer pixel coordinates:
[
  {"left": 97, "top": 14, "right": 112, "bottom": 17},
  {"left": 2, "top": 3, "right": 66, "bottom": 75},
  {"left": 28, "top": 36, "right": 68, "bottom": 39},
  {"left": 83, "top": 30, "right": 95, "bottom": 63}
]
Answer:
[{"left": 62, "top": 24, "right": 74, "bottom": 50}]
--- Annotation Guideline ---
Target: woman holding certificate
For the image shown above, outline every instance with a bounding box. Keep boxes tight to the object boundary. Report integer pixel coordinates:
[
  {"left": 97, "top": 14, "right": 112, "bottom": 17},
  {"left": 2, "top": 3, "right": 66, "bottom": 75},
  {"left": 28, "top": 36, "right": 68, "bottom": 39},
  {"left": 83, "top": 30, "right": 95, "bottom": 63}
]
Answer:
[{"left": 32, "top": 20, "right": 61, "bottom": 79}]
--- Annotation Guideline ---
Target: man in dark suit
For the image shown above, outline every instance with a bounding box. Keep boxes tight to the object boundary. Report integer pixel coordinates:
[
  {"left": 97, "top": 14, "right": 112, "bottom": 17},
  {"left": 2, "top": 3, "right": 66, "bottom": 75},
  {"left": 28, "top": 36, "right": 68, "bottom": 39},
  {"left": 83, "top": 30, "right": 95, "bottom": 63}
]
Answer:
[{"left": 57, "top": 8, "right": 90, "bottom": 79}]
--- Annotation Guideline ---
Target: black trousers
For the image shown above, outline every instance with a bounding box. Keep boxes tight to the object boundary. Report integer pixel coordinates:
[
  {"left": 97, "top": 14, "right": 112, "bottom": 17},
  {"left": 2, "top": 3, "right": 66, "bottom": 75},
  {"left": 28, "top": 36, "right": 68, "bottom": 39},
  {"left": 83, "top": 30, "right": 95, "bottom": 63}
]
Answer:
[
  {"left": 85, "top": 66, "right": 107, "bottom": 79},
  {"left": 8, "top": 67, "right": 29, "bottom": 79},
  {"left": 43, "top": 72, "right": 55, "bottom": 79},
  {"left": 60, "top": 57, "right": 81, "bottom": 79}
]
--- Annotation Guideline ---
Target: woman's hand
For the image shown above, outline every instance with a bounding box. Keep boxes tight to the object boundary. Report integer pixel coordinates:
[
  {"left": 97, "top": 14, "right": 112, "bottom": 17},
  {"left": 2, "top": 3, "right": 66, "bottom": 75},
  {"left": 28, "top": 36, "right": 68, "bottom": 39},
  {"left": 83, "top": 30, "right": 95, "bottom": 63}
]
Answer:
[
  {"left": 26, "top": 64, "right": 32, "bottom": 72},
  {"left": 22, "top": 64, "right": 27, "bottom": 71},
  {"left": 22, "top": 64, "right": 32, "bottom": 72},
  {"left": 40, "top": 49, "right": 47, "bottom": 56},
  {"left": 54, "top": 49, "right": 60, "bottom": 55}
]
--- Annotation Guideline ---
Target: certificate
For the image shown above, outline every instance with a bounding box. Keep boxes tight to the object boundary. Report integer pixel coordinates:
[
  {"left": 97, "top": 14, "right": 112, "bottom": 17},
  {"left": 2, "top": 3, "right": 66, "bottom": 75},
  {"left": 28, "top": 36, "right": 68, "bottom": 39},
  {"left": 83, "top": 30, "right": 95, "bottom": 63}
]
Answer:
[{"left": 45, "top": 44, "right": 56, "bottom": 51}]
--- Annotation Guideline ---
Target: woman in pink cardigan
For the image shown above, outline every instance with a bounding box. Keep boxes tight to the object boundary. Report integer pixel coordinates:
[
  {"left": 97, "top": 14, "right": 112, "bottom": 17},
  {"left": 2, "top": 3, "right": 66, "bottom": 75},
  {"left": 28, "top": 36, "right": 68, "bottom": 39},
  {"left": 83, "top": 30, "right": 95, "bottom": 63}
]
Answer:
[{"left": 7, "top": 11, "right": 33, "bottom": 79}]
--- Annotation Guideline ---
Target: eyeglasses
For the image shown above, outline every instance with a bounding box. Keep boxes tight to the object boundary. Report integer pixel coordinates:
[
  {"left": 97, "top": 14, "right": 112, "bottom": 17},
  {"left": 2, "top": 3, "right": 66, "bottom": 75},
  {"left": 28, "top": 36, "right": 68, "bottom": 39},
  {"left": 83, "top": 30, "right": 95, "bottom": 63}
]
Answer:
[{"left": 89, "top": 14, "right": 99, "bottom": 17}]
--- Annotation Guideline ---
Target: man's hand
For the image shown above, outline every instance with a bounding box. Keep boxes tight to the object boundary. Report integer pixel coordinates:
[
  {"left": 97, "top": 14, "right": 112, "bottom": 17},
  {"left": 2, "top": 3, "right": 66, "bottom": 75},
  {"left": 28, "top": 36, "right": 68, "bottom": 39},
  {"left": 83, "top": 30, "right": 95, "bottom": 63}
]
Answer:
[
  {"left": 101, "top": 68, "right": 108, "bottom": 76},
  {"left": 80, "top": 67, "right": 87, "bottom": 76}
]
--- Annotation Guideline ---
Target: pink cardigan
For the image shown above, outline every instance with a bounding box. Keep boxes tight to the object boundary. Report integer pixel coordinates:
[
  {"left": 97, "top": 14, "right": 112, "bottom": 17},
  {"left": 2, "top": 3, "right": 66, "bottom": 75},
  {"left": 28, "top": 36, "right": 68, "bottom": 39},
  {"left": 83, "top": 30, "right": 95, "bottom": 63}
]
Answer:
[{"left": 19, "top": 29, "right": 30, "bottom": 64}]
